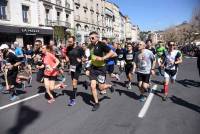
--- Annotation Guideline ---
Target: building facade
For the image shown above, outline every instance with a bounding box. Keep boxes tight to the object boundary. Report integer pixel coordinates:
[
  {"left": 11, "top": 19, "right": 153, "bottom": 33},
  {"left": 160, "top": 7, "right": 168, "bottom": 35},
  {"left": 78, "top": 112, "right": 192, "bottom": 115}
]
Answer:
[
  {"left": 38, "top": 0, "right": 74, "bottom": 44},
  {"left": 0, "top": 0, "right": 138, "bottom": 45},
  {"left": 0, "top": 0, "right": 73, "bottom": 46},
  {"left": 73, "top": 0, "right": 105, "bottom": 44}
]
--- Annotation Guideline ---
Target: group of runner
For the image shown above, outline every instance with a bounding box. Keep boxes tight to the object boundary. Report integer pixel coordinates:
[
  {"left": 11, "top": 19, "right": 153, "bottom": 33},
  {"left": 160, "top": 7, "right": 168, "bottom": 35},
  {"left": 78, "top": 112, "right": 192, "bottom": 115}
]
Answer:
[{"left": 0, "top": 31, "right": 183, "bottom": 111}]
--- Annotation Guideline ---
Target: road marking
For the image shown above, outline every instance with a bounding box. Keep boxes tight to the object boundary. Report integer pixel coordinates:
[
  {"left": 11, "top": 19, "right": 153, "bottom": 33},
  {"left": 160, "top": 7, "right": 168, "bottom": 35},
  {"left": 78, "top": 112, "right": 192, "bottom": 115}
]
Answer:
[
  {"left": 0, "top": 93, "right": 45, "bottom": 111},
  {"left": 138, "top": 85, "right": 158, "bottom": 118}
]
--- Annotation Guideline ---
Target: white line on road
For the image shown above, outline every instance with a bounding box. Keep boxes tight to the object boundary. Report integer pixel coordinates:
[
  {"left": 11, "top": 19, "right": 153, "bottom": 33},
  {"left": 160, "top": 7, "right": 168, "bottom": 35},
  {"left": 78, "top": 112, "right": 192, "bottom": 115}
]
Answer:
[
  {"left": 0, "top": 93, "right": 45, "bottom": 111},
  {"left": 138, "top": 85, "right": 158, "bottom": 118}
]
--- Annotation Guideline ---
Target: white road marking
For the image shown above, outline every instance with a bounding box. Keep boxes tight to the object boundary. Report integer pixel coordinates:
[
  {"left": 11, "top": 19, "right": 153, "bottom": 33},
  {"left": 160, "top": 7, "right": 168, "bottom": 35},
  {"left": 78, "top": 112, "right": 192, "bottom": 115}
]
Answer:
[
  {"left": 0, "top": 93, "right": 45, "bottom": 111},
  {"left": 138, "top": 85, "right": 158, "bottom": 118}
]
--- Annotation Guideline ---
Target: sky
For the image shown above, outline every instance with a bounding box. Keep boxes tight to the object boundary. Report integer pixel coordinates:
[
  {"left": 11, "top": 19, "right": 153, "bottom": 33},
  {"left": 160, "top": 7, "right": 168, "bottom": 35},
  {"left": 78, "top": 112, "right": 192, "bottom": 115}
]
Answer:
[{"left": 109, "top": 0, "right": 200, "bottom": 31}]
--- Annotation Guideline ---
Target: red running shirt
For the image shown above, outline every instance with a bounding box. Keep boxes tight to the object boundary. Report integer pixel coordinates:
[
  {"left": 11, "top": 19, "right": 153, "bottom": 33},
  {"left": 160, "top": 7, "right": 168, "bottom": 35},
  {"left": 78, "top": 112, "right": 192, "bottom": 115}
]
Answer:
[{"left": 43, "top": 52, "right": 58, "bottom": 76}]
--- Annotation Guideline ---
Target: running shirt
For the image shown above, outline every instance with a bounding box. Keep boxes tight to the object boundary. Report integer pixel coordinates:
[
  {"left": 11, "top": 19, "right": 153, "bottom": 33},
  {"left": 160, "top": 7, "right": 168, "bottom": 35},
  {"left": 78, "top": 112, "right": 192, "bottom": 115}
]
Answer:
[
  {"left": 43, "top": 52, "right": 58, "bottom": 76},
  {"left": 116, "top": 48, "right": 125, "bottom": 61},
  {"left": 66, "top": 46, "right": 84, "bottom": 66},
  {"left": 124, "top": 50, "right": 135, "bottom": 64},
  {"left": 90, "top": 41, "right": 111, "bottom": 67},
  {"left": 15, "top": 47, "right": 23, "bottom": 56},
  {"left": 135, "top": 49, "right": 155, "bottom": 74},
  {"left": 164, "top": 50, "right": 182, "bottom": 70},
  {"left": 156, "top": 46, "right": 166, "bottom": 57},
  {"left": 4, "top": 52, "right": 19, "bottom": 71},
  {"left": 106, "top": 44, "right": 115, "bottom": 65}
]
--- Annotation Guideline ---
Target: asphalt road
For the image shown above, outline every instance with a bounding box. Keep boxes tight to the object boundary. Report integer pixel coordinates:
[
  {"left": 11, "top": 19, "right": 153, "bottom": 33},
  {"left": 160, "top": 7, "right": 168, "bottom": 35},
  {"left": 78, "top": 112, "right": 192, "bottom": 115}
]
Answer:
[{"left": 0, "top": 57, "right": 199, "bottom": 134}]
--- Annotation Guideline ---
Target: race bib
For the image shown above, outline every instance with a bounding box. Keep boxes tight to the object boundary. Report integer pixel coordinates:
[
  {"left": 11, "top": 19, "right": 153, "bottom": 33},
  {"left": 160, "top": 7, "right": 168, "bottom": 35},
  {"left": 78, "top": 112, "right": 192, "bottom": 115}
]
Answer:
[
  {"left": 70, "top": 65, "right": 76, "bottom": 72},
  {"left": 126, "top": 54, "right": 133, "bottom": 60},
  {"left": 118, "top": 54, "right": 123, "bottom": 59},
  {"left": 97, "top": 75, "right": 106, "bottom": 83}
]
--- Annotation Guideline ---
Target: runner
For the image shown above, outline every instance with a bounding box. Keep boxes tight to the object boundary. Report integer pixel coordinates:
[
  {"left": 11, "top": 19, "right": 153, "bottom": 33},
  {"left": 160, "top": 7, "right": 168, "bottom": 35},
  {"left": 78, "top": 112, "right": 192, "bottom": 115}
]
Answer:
[
  {"left": 124, "top": 43, "right": 136, "bottom": 90},
  {"left": 66, "top": 36, "right": 85, "bottom": 106},
  {"left": 0, "top": 44, "right": 21, "bottom": 101},
  {"left": 42, "top": 44, "right": 65, "bottom": 104},
  {"left": 161, "top": 41, "right": 182, "bottom": 101},
  {"left": 89, "top": 31, "right": 116, "bottom": 111},
  {"left": 156, "top": 41, "right": 166, "bottom": 76},
  {"left": 115, "top": 43, "right": 126, "bottom": 78},
  {"left": 135, "top": 41, "right": 156, "bottom": 102},
  {"left": 102, "top": 38, "right": 119, "bottom": 80}
]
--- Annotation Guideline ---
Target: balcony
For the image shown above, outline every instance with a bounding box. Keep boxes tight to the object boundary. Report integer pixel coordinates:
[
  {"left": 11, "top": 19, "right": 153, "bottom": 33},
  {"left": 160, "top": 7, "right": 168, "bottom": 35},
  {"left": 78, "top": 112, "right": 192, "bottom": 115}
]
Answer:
[
  {"left": 74, "top": 0, "right": 80, "bottom": 6},
  {"left": 83, "top": 3, "right": 88, "bottom": 9},
  {"left": 45, "top": 19, "right": 52, "bottom": 26},
  {"left": 43, "top": 0, "right": 51, "bottom": 2},
  {"left": 75, "top": 15, "right": 80, "bottom": 21},
  {"left": 65, "top": 2, "right": 70, "bottom": 9},
  {"left": 90, "top": 7, "right": 94, "bottom": 12},
  {"left": 53, "top": 20, "right": 71, "bottom": 28},
  {"left": 84, "top": 17, "right": 88, "bottom": 23},
  {"left": 56, "top": 0, "right": 62, "bottom": 6}
]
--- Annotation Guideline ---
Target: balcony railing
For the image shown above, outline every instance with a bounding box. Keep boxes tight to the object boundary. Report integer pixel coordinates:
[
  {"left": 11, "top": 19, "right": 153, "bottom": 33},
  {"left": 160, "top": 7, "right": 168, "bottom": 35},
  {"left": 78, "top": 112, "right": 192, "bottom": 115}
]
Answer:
[
  {"left": 65, "top": 2, "right": 70, "bottom": 8},
  {"left": 83, "top": 3, "right": 88, "bottom": 9},
  {"left": 45, "top": 19, "right": 71, "bottom": 28},
  {"left": 56, "top": 0, "right": 62, "bottom": 6},
  {"left": 84, "top": 17, "right": 88, "bottom": 23},
  {"left": 45, "top": 19, "right": 52, "bottom": 26},
  {"left": 75, "top": 15, "right": 80, "bottom": 21},
  {"left": 54, "top": 20, "right": 71, "bottom": 27},
  {"left": 74, "top": 0, "right": 80, "bottom": 6},
  {"left": 43, "top": 0, "right": 51, "bottom": 2}
]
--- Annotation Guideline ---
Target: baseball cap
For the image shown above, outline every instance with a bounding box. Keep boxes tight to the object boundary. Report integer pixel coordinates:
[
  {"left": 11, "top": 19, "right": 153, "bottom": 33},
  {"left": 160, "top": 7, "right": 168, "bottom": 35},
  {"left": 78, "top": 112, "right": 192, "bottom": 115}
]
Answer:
[{"left": 0, "top": 44, "right": 9, "bottom": 50}]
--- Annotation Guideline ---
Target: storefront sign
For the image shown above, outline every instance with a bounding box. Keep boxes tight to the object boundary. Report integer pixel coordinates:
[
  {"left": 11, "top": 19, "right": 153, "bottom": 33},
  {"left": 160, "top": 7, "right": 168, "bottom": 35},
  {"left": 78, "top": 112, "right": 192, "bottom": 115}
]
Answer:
[{"left": 21, "top": 28, "right": 40, "bottom": 34}]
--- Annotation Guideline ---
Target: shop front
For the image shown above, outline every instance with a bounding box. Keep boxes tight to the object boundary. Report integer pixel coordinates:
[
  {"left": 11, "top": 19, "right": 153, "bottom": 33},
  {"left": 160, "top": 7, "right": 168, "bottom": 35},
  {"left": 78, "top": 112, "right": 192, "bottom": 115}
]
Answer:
[{"left": 0, "top": 25, "right": 53, "bottom": 46}]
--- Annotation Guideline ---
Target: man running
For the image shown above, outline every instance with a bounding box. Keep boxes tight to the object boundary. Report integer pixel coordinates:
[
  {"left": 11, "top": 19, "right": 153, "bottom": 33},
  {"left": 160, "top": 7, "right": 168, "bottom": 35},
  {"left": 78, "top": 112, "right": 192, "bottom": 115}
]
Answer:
[
  {"left": 89, "top": 31, "right": 116, "bottom": 111},
  {"left": 66, "top": 36, "right": 85, "bottom": 106},
  {"left": 124, "top": 43, "right": 136, "bottom": 90},
  {"left": 135, "top": 41, "right": 156, "bottom": 102},
  {"left": 156, "top": 41, "right": 166, "bottom": 76},
  {"left": 0, "top": 44, "right": 21, "bottom": 101},
  {"left": 161, "top": 41, "right": 182, "bottom": 101}
]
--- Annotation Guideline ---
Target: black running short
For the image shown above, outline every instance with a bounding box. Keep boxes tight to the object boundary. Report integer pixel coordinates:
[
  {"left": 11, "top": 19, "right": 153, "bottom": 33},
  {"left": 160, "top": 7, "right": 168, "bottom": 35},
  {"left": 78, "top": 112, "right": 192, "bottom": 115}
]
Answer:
[{"left": 137, "top": 72, "right": 151, "bottom": 83}]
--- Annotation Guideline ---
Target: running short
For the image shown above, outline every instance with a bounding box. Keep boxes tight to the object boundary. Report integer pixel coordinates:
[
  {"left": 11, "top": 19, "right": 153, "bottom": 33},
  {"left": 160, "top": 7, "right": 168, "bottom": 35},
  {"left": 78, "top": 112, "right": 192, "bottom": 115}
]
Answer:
[
  {"left": 164, "top": 69, "right": 177, "bottom": 80},
  {"left": 90, "top": 65, "right": 106, "bottom": 84},
  {"left": 137, "top": 72, "right": 151, "bottom": 83}
]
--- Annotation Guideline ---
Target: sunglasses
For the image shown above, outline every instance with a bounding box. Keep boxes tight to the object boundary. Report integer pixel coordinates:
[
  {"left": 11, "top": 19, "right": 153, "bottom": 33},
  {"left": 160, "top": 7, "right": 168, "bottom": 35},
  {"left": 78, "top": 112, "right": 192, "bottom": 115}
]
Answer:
[{"left": 169, "top": 44, "right": 175, "bottom": 46}]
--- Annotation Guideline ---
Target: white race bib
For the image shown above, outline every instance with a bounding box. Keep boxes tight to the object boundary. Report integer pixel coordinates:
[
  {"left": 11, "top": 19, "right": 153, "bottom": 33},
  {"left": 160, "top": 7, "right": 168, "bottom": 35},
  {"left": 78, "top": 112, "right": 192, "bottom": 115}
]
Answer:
[
  {"left": 126, "top": 54, "right": 133, "bottom": 60},
  {"left": 97, "top": 75, "right": 106, "bottom": 83},
  {"left": 70, "top": 65, "right": 76, "bottom": 72}
]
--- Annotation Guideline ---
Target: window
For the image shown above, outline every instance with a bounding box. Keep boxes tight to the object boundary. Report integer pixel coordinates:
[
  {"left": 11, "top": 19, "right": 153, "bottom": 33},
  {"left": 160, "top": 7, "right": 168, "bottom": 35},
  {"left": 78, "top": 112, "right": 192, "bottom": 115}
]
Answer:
[
  {"left": 66, "top": 14, "right": 69, "bottom": 21},
  {"left": 76, "top": 24, "right": 81, "bottom": 31},
  {"left": 57, "top": 12, "right": 60, "bottom": 21},
  {"left": 45, "top": 9, "right": 49, "bottom": 20},
  {"left": 0, "top": 5, "right": 6, "bottom": 20},
  {"left": 22, "top": 5, "right": 29, "bottom": 23}
]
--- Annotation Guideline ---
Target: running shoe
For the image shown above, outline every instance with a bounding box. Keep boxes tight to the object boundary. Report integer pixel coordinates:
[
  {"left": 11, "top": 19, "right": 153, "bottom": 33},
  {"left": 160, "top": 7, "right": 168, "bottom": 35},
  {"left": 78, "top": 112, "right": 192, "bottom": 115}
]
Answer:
[
  {"left": 162, "top": 95, "right": 168, "bottom": 101},
  {"left": 92, "top": 103, "right": 100, "bottom": 111},
  {"left": 9, "top": 95, "right": 19, "bottom": 101},
  {"left": 139, "top": 95, "right": 147, "bottom": 102},
  {"left": 68, "top": 99, "right": 76, "bottom": 106}
]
